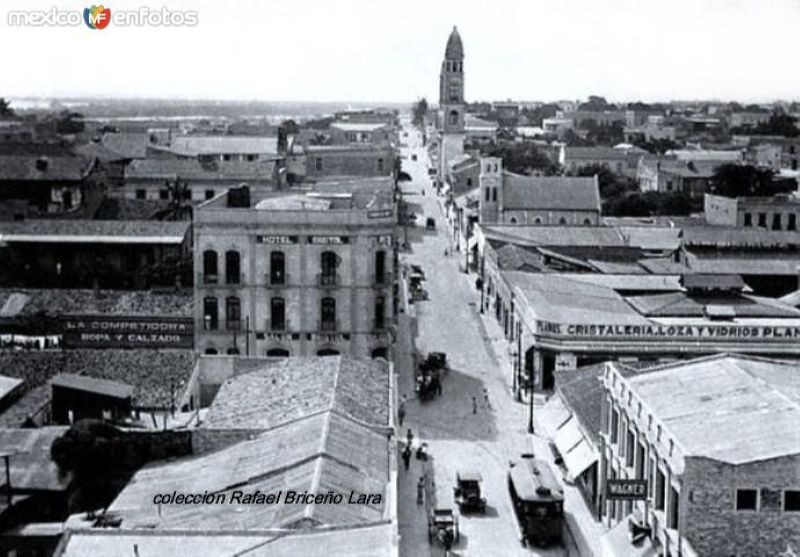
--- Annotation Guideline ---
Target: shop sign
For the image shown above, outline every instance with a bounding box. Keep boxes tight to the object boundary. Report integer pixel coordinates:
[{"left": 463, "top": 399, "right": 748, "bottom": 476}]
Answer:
[{"left": 607, "top": 479, "right": 648, "bottom": 500}]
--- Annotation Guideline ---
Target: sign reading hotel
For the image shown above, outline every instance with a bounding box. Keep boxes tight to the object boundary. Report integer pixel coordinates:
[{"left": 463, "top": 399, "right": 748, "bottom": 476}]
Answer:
[
  {"left": 309, "top": 236, "right": 349, "bottom": 245},
  {"left": 257, "top": 235, "right": 298, "bottom": 245},
  {"left": 606, "top": 479, "right": 648, "bottom": 500},
  {"left": 60, "top": 315, "right": 193, "bottom": 349},
  {"left": 535, "top": 321, "right": 800, "bottom": 341}
]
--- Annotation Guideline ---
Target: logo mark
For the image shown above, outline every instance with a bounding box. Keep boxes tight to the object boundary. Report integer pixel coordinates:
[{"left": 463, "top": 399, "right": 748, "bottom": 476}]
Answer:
[{"left": 83, "top": 5, "right": 110, "bottom": 29}]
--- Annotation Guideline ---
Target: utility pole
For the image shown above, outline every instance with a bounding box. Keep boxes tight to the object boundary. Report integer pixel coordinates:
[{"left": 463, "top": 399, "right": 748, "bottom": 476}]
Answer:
[{"left": 527, "top": 353, "right": 535, "bottom": 434}]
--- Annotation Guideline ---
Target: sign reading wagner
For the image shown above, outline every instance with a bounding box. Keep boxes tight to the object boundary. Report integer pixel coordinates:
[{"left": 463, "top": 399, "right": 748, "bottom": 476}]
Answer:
[
  {"left": 606, "top": 479, "right": 648, "bottom": 500},
  {"left": 60, "top": 315, "right": 194, "bottom": 349}
]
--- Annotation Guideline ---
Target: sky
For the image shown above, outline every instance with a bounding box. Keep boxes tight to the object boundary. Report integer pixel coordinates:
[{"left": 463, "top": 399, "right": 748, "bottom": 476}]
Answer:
[{"left": 1, "top": 0, "right": 799, "bottom": 104}]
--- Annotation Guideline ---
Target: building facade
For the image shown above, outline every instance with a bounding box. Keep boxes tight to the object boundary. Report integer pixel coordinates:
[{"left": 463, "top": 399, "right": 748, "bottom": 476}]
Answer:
[
  {"left": 600, "top": 356, "right": 800, "bottom": 557},
  {"left": 704, "top": 193, "right": 800, "bottom": 231},
  {"left": 194, "top": 186, "right": 395, "bottom": 359}
]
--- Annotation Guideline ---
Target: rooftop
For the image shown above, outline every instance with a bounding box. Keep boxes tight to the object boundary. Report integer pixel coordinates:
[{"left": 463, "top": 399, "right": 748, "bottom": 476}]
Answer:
[
  {"left": 482, "top": 224, "right": 623, "bottom": 247},
  {"left": 101, "top": 132, "right": 148, "bottom": 159},
  {"left": 108, "top": 411, "right": 390, "bottom": 530},
  {"left": 330, "top": 122, "right": 390, "bottom": 132},
  {"left": 682, "top": 225, "right": 800, "bottom": 248},
  {"left": 203, "top": 356, "right": 391, "bottom": 431},
  {"left": 0, "top": 427, "right": 71, "bottom": 491},
  {"left": 563, "top": 146, "right": 629, "bottom": 160},
  {"left": 501, "top": 172, "right": 600, "bottom": 212},
  {"left": 165, "top": 135, "right": 278, "bottom": 156},
  {"left": 0, "top": 289, "right": 192, "bottom": 319},
  {"left": 125, "top": 158, "right": 276, "bottom": 181},
  {"left": 0, "top": 155, "right": 94, "bottom": 182},
  {"left": 616, "top": 355, "right": 800, "bottom": 464},
  {"left": 0, "top": 220, "right": 190, "bottom": 245},
  {"left": 50, "top": 373, "right": 134, "bottom": 399}
]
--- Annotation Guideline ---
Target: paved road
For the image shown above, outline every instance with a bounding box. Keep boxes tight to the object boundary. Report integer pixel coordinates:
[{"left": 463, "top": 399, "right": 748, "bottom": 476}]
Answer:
[{"left": 395, "top": 122, "right": 582, "bottom": 557}]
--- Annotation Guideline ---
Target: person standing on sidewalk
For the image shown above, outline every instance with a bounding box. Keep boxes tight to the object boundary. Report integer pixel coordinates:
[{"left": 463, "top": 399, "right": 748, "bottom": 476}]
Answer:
[
  {"left": 398, "top": 397, "right": 407, "bottom": 426},
  {"left": 472, "top": 396, "right": 477, "bottom": 414}
]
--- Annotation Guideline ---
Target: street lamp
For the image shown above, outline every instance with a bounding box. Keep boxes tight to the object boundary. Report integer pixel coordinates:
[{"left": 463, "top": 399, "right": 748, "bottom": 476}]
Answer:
[
  {"left": 516, "top": 322, "right": 523, "bottom": 402},
  {"left": 527, "top": 348, "right": 534, "bottom": 434}
]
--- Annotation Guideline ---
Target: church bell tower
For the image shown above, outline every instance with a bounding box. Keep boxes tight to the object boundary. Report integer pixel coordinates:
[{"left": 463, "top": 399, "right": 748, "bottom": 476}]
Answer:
[{"left": 437, "top": 26, "right": 467, "bottom": 181}]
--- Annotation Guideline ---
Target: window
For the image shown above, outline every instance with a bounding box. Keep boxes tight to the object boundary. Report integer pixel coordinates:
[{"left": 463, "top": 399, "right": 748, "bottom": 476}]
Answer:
[
  {"left": 492, "top": 188, "right": 497, "bottom": 202},
  {"left": 225, "top": 251, "right": 241, "bottom": 285},
  {"left": 559, "top": 217, "right": 567, "bottom": 225},
  {"left": 509, "top": 217, "right": 518, "bottom": 224},
  {"left": 203, "top": 250, "right": 218, "bottom": 284},
  {"left": 315, "top": 157, "right": 323, "bottom": 171},
  {"left": 736, "top": 489, "right": 758, "bottom": 511},
  {"left": 374, "top": 250, "right": 386, "bottom": 284},
  {"left": 247, "top": 154, "right": 256, "bottom": 162},
  {"left": 789, "top": 214, "right": 797, "bottom": 231},
  {"left": 484, "top": 188, "right": 490, "bottom": 202},
  {"left": 205, "top": 189, "right": 215, "bottom": 200},
  {"left": 784, "top": 490, "right": 800, "bottom": 512},
  {"left": 758, "top": 213, "right": 767, "bottom": 228},
  {"left": 655, "top": 467, "right": 666, "bottom": 511},
  {"left": 204, "top": 348, "right": 218, "bottom": 355},
  {"left": 772, "top": 213, "right": 782, "bottom": 230},
  {"left": 377, "top": 158, "right": 384, "bottom": 173},
  {"left": 534, "top": 217, "right": 543, "bottom": 224},
  {"left": 449, "top": 110, "right": 459, "bottom": 126},
  {"left": 270, "top": 251, "right": 286, "bottom": 285},
  {"left": 610, "top": 408, "right": 619, "bottom": 443},
  {"left": 223, "top": 154, "right": 231, "bottom": 161},
  {"left": 448, "top": 85, "right": 460, "bottom": 103},
  {"left": 271, "top": 297, "right": 286, "bottom": 331},
  {"left": 225, "top": 297, "right": 241, "bottom": 331},
  {"left": 320, "top": 251, "right": 338, "bottom": 286},
  {"left": 626, "top": 429, "right": 636, "bottom": 468},
  {"left": 136, "top": 189, "right": 146, "bottom": 200},
  {"left": 466, "top": 178, "right": 472, "bottom": 187},
  {"left": 159, "top": 189, "right": 169, "bottom": 200},
  {"left": 635, "top": 441, "right": 646, "bottom": 479},
  {"left": 374, "top": 296, "right": 385, "bottom": 329},
  {"left": 203, "top": 297, "right": 218, "bottom": 330},
  {"left": 668, "top": 486, "right": 680, "bottom": 529},
  {"left": 321, "top": 297, "right": 336, "bottom": 331},
  {"left": 743, "top": 212, "right": 752, "bottom": 226},
  {"left": 583, "top": 218, "right": 593, "bottom": 225}
]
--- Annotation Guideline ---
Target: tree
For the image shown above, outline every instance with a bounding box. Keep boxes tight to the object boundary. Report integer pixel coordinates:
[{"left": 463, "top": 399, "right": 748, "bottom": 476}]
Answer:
[
  {"left": 579, "top": 96, "right": 610, "bottom": 111},
  {"left": 732, "top": 111, "right": 799, "bottom": 138},
  {"left": 633, "top": 137, "right": 681, "bottom": 155},
  {"left": 412, "top": 98, "right": 428, "bottom": 129},
  {"left": 573, "top": 164, "right": 637, "bottom": 199},
  {"left": 280, "top": 119, "right": 299, "bottom": 135},
  {"left": 709, "top": 164, "right": 776, "bottom": 197},
  {"left": 0, "top": 98, "right": 15, "bottom": 119},
  {"left": 55, "top": 110, "right": 84, "bottom": 134},
  {"left": 486, "top": 142, "right": 558, "bottom": 175}
]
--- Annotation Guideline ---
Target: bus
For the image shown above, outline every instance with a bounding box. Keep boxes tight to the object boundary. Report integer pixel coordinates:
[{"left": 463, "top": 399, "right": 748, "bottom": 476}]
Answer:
[{"left": 507, "top": 455, "right": 564, "bottom": 547}]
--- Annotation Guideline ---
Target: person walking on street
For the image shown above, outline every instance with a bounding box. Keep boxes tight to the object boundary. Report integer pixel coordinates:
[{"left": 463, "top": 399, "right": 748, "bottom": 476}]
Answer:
[
  {"left": 483, "top": 387, "right": 491, "bottom": 410},
  {"left": 406, "top": 428, "right": 414, "bottom": 449},
  {"left": 398, "top": 397, "right": 406, "bottom": 426},
  {"left": 402, "top": 445, "right": 411, "bottom": 470}
]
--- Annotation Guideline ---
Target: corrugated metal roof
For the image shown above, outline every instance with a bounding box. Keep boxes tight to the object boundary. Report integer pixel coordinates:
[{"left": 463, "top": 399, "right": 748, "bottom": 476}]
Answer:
[
  {"left": 501, "top": 172, "right": 600, "bottom": 212},
  {"left": 51, "top": 373, "right": 133, "bottom": 399}
]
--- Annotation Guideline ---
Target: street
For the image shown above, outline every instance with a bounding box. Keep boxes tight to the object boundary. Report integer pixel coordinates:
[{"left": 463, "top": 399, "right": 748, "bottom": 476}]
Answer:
[{"left": 394, "top": 121, "right": 586, "bottom": 557}]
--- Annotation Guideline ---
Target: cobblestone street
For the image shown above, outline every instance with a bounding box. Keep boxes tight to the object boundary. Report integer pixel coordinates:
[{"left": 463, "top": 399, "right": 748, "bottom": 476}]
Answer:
[{"left": 395, "top": 124, "right": 584, "bottom": 557}]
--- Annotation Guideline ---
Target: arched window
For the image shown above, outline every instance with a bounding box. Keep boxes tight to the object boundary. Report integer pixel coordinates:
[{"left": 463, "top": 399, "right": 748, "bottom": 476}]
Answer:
[
  {"left": 559, "top": 217, "right": 568, "bottom": 225},
  {"left": 534, "top": 217, "right": 543, "bottom": 225},
  {"left": 317, "top": 347, "right": 340, "bottom": 357},
  {"left": 374, "top": 296, "right": 385, "bottom": 329},
  {"left": 226, "top": 347, "right": 240, "bottom": 355},
  {"left": 321, "top": 297, "right": 336, "bottom": 331},
  {"left": 266, "top": 348, "right": 290, "bottom": 357},
  {"left": 271, "top": 297, "right": 286, "bottom": 331},
  {"left": 225, "top": 296, "right": 241, "bottom": 331},
  {"left": 492, "top": 188, "right": 497, "bottom": 202},
  {"left": 203, "top": 297, "right": 218, "bottom": 330},
  {"left": 509, "top": 217, "right": 518, "bottom": 224},
  {"left": 203, "top": 250, "right": 218, "bottom": 284},
  {"left": 583, "top": 218, "right": 593, "bottom": 225},
  {"left": 485, "top": 188, "right": 490, "bottom": 202},
  {"left": 449, "top": 110, "right": 459, "bottom": 126},
  {"left": 204, "top": 347, "right": 218, "bottom": 355},
  {"left": 372, "top": 347, "right": 389, "bottom": 360},
  {"left": 225, "top": 251, "right": 240, "bottom": 284},
  {"left": 270, "top": 251, "right": 285, "bottom": 285},
  {"left": 320, "top": 251, "right": 338, "bottom": 286}
]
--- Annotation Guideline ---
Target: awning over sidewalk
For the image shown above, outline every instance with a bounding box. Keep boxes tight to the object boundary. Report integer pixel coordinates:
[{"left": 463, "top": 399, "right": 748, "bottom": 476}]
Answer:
[
  {"left": 601, "top": 515, "right": 659, "bottom": 557},
  {"left": 538, "top": 394, "right": 571, "bottom": 438},
  {"left": 553, "top": 416, "right": 599, "bottom": 482}
]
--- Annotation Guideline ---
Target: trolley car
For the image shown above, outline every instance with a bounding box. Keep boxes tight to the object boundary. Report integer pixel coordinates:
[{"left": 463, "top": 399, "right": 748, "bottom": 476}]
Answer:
[{"left": 507, "top": 456, "right": 564, "bottom": 547}]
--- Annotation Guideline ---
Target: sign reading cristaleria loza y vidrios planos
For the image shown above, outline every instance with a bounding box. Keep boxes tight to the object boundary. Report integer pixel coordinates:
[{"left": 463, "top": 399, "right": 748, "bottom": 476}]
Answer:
[{"left": 60, "top": 315, "right": 193, "bottom": 349}]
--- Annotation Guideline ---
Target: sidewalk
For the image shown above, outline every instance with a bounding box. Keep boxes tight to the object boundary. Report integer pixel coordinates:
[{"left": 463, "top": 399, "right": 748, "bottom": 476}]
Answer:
[{"left": 473, "top": 291, "right": 608, "bottom": 557}]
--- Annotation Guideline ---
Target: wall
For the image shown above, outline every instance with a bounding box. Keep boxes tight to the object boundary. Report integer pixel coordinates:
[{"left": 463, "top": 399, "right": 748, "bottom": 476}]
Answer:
[
  {"left": 704, "top": 194, "right": 738, "bottom": 226},
  {"left": 682, "top": 456, "right": 800, "bottom": 557}
]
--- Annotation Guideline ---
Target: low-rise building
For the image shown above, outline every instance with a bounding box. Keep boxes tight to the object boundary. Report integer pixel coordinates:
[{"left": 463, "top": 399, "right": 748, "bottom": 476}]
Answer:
[
  {"left": 330, "top": 122, "right": 394, "bottom": 144},
  {"left": 193, "top": 185, "right": 395, "bottom": 359},
  {"left": 637, "top": 157, "right": 720, "bottom": 198},
  {"left": 704, "top": 193, "right": 800, "bottom": 231},
  {"left": 600, "top": 355, "right": 800, "bottom": 557},
  {"left": 287, "top": 143, "right": 395, "bottom": 181},
  {"left": 560, "top": 146, "right": 643, "bottom": 178}
]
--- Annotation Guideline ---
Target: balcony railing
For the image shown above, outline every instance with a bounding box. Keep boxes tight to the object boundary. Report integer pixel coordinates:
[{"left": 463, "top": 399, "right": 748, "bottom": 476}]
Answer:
[
  {"left": 317, "top": 273, "right": 339, "bottom": 287},
  {"left": 268, "top": 272, "right": 288, "bottom": 286},
  {"left": 203, "top": 273, "right": 218, "bottom": 285},
  {"left": 320, "top": 319, "right": 338, "bottom": 332}
]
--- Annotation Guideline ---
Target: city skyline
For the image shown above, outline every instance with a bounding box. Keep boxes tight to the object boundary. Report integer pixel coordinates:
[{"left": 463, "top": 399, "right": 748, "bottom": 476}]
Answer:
[{"left": 2, "top": 0, "right": 799, "bottom": 104}]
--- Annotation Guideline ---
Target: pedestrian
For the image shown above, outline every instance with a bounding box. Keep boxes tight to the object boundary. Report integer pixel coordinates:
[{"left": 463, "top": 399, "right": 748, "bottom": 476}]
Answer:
[
  {"left": 435, "top": 378, "right": 442, "bottom": 397},
  {"left": 472, "top": 396, "right": 477, "bottom": 414},
  {"left": 443, "top": 528, "right": 454, "bottom": 556},
  {"left": 483, "top": 387, "right": 491, "bottom": 410},
  {"left": 398, "top": 404, "right": 406, "bottom": 426},
  {"left": 416, "top": 476, "right": 425, "bottom": 505},
  {"left": 402, "top": 445, "right": 411, "bottom": 470},
  {"left": 406, "top": 428, "right": 414, "bottom": 448},
  {"left": 444, "top": 247, "right": 449, "bottom": 257}
]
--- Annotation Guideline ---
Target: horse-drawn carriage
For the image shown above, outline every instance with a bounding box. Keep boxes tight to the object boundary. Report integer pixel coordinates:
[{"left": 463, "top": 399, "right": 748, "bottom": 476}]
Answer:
[{"left": 415, "top": 352, "right": 448, "bottom": 401}]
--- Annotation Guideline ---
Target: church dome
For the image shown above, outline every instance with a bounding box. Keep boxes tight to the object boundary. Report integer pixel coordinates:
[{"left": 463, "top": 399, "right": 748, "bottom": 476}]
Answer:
[{"left": 445, "top": 26, "right": 463, "bottom": 59}]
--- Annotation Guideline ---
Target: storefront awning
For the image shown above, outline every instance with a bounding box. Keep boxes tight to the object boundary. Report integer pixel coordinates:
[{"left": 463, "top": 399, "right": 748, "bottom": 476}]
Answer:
[
  {"left": 601, "top": 514, "right": 659, "bottom": 557},
  {"left": 553, "top": 417, "right": 598, "bottom": 482},
  {"left": 538, "top": 395, "right": 572, "bottom": 439}
]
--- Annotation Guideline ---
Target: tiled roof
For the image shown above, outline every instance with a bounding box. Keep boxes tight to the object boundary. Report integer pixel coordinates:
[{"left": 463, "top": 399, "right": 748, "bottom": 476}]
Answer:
[
  {"left": 74, "top": 141, "right": 129, "bottom": 162},
  {"left": 681, "top": 225, "right": 800, "bottom": 248},
  {"left": 494, "top": 244, "right": 547, "bottom": 272},
  {"left": 109, "top": 411, "right": 390, "bottom": 530},
  {"left": 563, "top": 146, "right": 628, "bottom": 160},
  {"left": 125, "top": 158, "right": 275, "bottom": 181},
  {"left": 502, "top": 172, "right": 600, "bottom": 211},
  {"left": 0, "top": 219, "right": 189, "bottom": 244},
  {"left": 101, "top": 132, "right": 149, "bottom": 159},
  {"left": 166, "top": 136, "right": 278, "bottom": 156},
  {"left": 0, "top": 349, "right": 194, "bottom": 410},
  {"left": 330, "top": 122, "right": 390, "bottom": 132},
  {"left": 51, "top": 373, "right": 134, "bottom": 399},
  {"left": 0, "top": 289, "right": 192, "bottom": 318},
  {"left": 0, "top": 155, "right": 93, "bottom": 182},
  {"left": 203, "top": 356, "right": 390, "bottom": 430},
  {"left": 625, "top": 292, "right": 800, "bottom": 318},
  {"left": 482, "top": 224, "right": 623, "bottom": 247}
]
